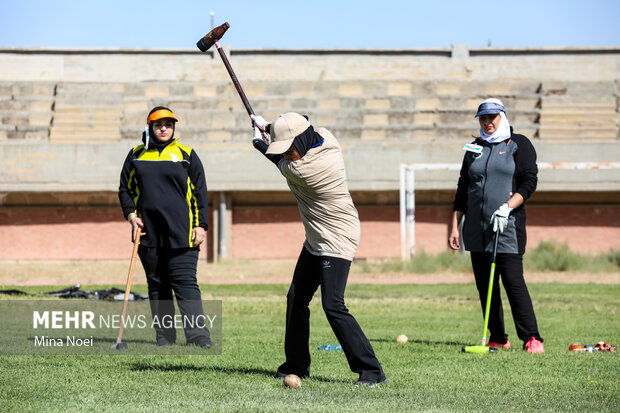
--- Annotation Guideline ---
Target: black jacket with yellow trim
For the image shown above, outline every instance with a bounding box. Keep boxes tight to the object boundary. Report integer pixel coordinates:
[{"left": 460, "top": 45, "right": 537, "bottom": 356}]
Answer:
[{"left": 118, "top": 139, "right": 208, "bottom": 249}]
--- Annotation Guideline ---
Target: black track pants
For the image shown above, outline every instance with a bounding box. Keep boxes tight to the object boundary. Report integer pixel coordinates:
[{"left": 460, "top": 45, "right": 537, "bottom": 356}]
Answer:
[
  {"left": 277, "top": 247, "right": 385, "bottom": 381},
  {"left": 470, "top": 252, "right": 543, "bottom": 345},
  {"left": 138, "top": 246, "right": 210, "bottom": 345}
]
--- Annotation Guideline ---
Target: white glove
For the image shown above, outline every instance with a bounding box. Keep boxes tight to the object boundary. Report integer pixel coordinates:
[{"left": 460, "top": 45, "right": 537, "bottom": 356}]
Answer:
[
  {"left": 491, "top": 203, "right": 513, "bottom": 233},
  {"left": 252, "top": 126, "right": 263, "bottom": 143},
  {"left": 250, "top": 114, "right": 269, "bottom": 131}
]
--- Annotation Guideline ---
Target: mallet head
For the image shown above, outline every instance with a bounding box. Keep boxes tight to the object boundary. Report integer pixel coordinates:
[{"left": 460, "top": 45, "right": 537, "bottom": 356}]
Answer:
[
  {"left": 111, "top": 342, "right": 128, "bottom": 350},
  {"left": 197, "top": 22, "right": 230, "bottom": 52},
  {"left": 461, "top": 345, "right": 497, "bottom": 354}
]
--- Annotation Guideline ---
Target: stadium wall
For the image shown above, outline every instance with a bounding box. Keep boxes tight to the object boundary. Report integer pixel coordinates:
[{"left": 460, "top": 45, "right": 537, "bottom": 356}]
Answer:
[{"left": 0, "top": 45, "right": 618, "bottom": 260}]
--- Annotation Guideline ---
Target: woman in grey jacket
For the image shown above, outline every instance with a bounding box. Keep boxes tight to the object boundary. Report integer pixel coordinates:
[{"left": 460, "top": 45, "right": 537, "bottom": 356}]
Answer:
[
  {"left": 448, "top": 98, "right": 544, "bottom": 353},
  {"left": 251, "top": 112, "right": 387, "bottom": 386}
]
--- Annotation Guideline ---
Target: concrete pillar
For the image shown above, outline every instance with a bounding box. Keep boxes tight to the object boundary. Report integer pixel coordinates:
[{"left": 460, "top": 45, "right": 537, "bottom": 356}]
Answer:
[
  {"left": 451, "top": 44, "right": 469, "bottom": 59},
  {"left": 211, "top": 200, "right": 219, "bottom": 264},
  {"left": 216, "top": 191, "right": 232, "bottom": 260}
]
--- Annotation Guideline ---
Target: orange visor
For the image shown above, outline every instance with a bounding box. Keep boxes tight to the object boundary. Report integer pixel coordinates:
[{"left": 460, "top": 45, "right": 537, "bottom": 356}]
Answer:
[{"left": 147, "top": 109, "right": 179, "bottom": 124}]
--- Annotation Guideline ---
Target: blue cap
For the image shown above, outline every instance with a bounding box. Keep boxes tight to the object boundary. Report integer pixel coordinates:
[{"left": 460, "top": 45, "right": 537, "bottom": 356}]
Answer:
[{"left": 475, "top": 101, "right": 505, "bottom": 117}]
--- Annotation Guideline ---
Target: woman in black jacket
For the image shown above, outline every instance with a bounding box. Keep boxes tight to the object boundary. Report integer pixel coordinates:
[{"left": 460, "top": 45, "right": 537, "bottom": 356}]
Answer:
[
  {"left": 448, "top": 98, "right": 544, "bottom": 353},
  {"left": 118, "top": 106, "right": 212, "bottom": 348}
]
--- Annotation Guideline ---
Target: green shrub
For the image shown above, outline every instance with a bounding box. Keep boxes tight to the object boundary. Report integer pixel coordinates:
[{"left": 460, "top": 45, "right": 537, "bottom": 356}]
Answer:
[
  {"left": 404, "top": 250, "right": 440, "bottom": 273},
  {"left": 525, "top": 240, "right": 583, "bottom": 271},
  {"left": 360, "top": 250, "right": 471, "bottom": 274},
  {"left": 602, "top": 249, "right": 620, "bottom": 269},
  {"left": 379, "top": 259, "right": 405, "bottom": 273},
  {"left": 440, "top": 250, "right": 472, "bottom": 272},
  {"left": 525, "top": 241, "right": 620, "bottom": 272}
]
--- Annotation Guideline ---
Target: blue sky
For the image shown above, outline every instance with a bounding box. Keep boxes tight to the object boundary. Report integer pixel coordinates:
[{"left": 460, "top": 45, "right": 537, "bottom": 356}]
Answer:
[{"left": 2, "top": 0, "right": 619, "bottom": 49}]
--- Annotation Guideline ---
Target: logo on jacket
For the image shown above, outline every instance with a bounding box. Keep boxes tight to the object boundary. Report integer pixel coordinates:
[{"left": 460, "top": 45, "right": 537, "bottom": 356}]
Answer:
[
  {"left": 473, "top": 152, "right": 483, "bottom": 159},
  {"left": 170, "top": 154, "right": 179, "bottom": 162},
  {"left": 322, "top": 260, "right": 331, "bottom": 269},
  {"left": 463, "top": 143, "right": 482, "bottom": 153}
]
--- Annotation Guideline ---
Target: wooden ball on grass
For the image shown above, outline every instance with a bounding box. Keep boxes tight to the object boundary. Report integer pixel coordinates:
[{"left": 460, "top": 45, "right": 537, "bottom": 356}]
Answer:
[{"left": 283, "top": 374, "right": 302, "bottom": 389}]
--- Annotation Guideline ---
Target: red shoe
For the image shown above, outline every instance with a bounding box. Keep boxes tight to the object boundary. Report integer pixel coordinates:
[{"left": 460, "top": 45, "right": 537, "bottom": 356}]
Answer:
[
  {"left": 487, "top": 340, "right": 511, "bottom": 350},
  {"left": 525, "top": 337, "right": 544, "bottom": 353}
]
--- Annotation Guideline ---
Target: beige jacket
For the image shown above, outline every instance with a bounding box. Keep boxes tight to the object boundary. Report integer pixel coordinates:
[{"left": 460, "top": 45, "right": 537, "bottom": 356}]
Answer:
[{"left": 278, "top": 128, "right": 360, "bottom": 261}]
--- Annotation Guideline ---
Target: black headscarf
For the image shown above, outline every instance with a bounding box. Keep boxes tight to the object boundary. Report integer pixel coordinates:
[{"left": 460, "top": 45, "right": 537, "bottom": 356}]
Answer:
[{"left": 292, "top": 125, "right": 324, "bottom": 157}]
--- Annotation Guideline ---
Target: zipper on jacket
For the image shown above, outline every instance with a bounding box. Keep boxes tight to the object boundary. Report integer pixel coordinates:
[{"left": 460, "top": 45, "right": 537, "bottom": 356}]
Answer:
[{"left": 482, "top": 142, "right": 494, "bottom": 250}]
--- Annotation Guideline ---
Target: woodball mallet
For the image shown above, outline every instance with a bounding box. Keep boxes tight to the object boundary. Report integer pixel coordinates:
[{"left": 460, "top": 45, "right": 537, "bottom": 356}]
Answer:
[
  {"left": 196, "top": 22, "right": 268, "bottom": 143},
  {"left": 111, "top": 231, "right": 141, "bottom": 350}
]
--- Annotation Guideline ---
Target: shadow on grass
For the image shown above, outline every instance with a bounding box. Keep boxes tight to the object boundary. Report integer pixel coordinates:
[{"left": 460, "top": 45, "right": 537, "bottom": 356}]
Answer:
[
  {"left": 128, "top": 362, "right": 349, "bottom": 383},
  {"left": 370, "top": 337, "right": 465, "bottom": 347}
]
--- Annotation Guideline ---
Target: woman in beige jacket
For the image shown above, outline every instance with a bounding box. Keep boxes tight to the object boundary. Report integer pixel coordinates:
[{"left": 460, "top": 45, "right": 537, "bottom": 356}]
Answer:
[{"left": 251, "top": 112, "right": 386, "bottom": 386}]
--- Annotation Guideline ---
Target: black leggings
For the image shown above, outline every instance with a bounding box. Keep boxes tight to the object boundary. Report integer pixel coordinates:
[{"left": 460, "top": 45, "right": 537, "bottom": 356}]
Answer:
[
  {"left": 138, "top": 246, "right": 210, "bottom": 344},
  {"left": 277, "top": 247, "right": 385, "bottom": 381},
  {"left": 470, "top": 252, "right": 542, "bottom": 345}
]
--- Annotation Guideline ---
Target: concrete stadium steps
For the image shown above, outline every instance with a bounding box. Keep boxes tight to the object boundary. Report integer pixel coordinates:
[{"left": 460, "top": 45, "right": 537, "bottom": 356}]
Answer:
[
  {"left": 1, "top": 109, "right": 53, "bottom": 129},
  {"left": 539, "top": 86, "right": 619, "bottom": 140},
  {"left": 50, "top": 83, "right": 124, "bottom": 142},
  {"left": 50, "top": 107, "right": 123, "bottom": 143},
  {"left": 121, "top": 124, "right": 525, "bottom": 142},
  {"left": 117, "top": 79, "right": 542, "bottom": 140},
  {"left": 0, "top": 125, "right": 50, "bottom": 140},
  {"left": 50, "top": 128, "right": 122, "bottom": 143},
  {"left": 0, "top": 96, "right": 54, "bottom": 112},
  {"left": 538, "top": 127, "right": 618, "bottom": 140},
  {"left": 539, "top": 80, "right": 617, "bottom": 96},
  {"left": 52, "top": 83, "right": 123, "bottom": 99},
  {"left": 126, "top": 79, "right": 541, "bottom": 102},
  {"left": 111, "top": 79, "right": 542, "bottom": 131},
  {"left": 0, "top": 82, "right": 55, "bottom": 141},
  {"left": 119, "top": 93, "right": 540, "bottom": 114},
  {"left": 1, "top": 78, "right": 617, "bottom": 143},
  {"left": 0, "top": 124, "right": 12, "bottom": 139},
  {"left": 120, "top": 105, "right": 538, "bottom": 140}
]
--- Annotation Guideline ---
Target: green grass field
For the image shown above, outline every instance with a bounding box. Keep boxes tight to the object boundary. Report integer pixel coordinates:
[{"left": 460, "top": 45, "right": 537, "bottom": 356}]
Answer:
[{"left": 1, "top": 283, "right": 618, "bottom": 412}]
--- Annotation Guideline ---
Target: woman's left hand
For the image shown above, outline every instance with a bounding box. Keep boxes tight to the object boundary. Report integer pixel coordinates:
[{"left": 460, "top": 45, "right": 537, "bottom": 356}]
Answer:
[
  {"left": 192, "top": 227, "right": 207, "bottom": 246},
  {"left": 491, "top": 203, "right": 513, "bottom": 233}
]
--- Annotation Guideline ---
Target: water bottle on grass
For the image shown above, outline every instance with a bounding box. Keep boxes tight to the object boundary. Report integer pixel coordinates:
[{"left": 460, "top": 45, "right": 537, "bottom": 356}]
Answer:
[{"left": 317, "top": 344, "right": 342, "bottom": 351}]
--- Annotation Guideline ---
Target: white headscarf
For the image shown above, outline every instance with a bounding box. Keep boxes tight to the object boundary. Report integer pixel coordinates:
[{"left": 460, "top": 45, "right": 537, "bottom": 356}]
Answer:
[{"left": 478, "top": 98, "right": 511, "bottom": 143}]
